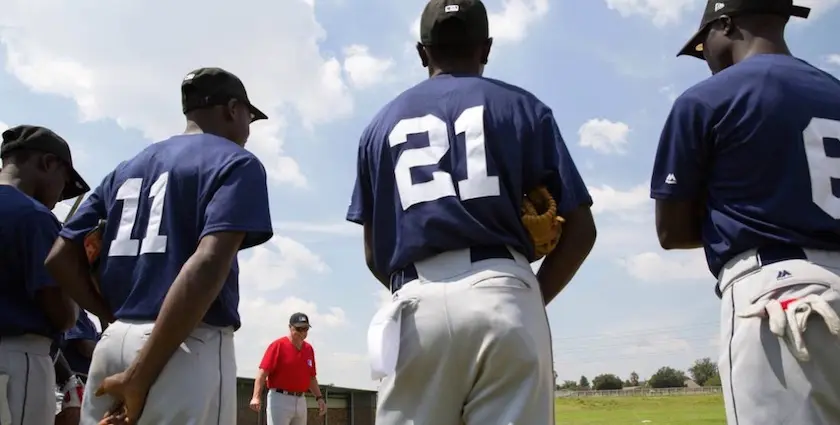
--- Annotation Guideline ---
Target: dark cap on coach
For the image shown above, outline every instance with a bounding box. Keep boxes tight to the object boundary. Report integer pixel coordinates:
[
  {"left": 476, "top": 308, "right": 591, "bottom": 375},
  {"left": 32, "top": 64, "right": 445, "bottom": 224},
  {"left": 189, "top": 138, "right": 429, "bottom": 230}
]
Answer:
[
  {"left": 181, "top": 67, "right": 268, "bottom": 122},
  {"left": 0, "top": 125, "right": 90, "bottom": 200},
  {"left": 678, "top": 0, "right": 810, "bottom": 59},
  {"left": 289, "top": 312, "right": 311, "bottom": 327},
  {"left": 419, "top": 0, "right": 489, "bottom": 45}
]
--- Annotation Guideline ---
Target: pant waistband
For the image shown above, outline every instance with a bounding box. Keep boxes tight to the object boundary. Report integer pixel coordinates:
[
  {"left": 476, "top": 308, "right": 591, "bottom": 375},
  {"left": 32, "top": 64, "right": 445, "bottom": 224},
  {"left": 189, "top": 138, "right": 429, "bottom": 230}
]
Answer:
[
  {"left": 272, "top": 389, "right": 306, "bottom": 397},
  {"left": 389, "top": 246, "right": 524, "bottom": 293},
  {"left": 0, "top": 334, "right": 53, "bottom": 355},
  {"left": 716, "top": 246, "right": 808, "bottom": 298}
]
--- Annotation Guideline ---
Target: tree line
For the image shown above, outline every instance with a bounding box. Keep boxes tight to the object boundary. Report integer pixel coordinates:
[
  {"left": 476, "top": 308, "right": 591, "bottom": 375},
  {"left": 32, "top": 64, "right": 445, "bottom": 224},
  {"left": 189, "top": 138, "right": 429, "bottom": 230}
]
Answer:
[{"left": 555, "top": 357, "right": 721, "bottom": 391}]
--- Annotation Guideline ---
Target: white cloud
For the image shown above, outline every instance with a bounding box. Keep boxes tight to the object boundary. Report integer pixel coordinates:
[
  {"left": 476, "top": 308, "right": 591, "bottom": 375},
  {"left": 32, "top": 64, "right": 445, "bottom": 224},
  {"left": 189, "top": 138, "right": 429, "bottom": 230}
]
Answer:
[
  {"left": 0, "top": 121, "right": 7, "bottom": 132},
  {"left": 604, "top": 0, "right": 695, "bottom": 26},
  {"left": 826, "top": 54, "right": 840, "bottom": 67},
  {"left": 274, "top": 220, "right": 362, "bottom": 236},
  {"left": 578, "top": 118, "right": 631, "bottom": 154},
  {"left": 588, "top": 183, "right": 649, "bottom": 215},
  {"left": 239, "top": 235, "right": 330, "bottom": 291},
  {"left": 0, "top": 0, "right": 356, "bottom": 186},
  {"left": 342, "top": 45, "right": 394, "bottom": 89},
  {"left": 659, "top": 85, "right": 678, "bottom": 103},
  {"left": 410, "top": 0, "right": 550, "bottom": 43},
  {"left": 618, "top": 251, "right": 711, "bottom": 282}
]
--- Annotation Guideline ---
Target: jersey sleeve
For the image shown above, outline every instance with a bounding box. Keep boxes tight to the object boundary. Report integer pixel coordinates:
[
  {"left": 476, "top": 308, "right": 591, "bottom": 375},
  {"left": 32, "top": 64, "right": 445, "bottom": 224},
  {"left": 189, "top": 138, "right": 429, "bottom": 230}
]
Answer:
[
  {"left": 650, "top": 93, "right": 713, "bottom": 200},
  {"left": 532, "top": 109, "right": 593, "bottom": 215},
  {"left": 64, "top": 311, "right": 97, "bottom": 341},
  {"left": 59, "top": 183, "right": 107, "bottom": 243},
  {"left": 22, "top": 210, "right": 62, "bottom": 297},
  {"left": 202, "top": 156, "right": 274, "bottom": 250},
  {"left": 259, "top": 340, "right": 278, "bottom": 371},
  {"left": 346, "top": 138, "right": 373, "bottom": 225}
]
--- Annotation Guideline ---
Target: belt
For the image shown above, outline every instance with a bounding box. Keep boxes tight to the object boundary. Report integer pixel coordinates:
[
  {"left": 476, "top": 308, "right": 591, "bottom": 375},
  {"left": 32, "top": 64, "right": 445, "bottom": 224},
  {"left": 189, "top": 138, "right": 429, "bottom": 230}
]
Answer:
[
  {"left": 715, "top": 245, "right": 807, "bottom": 298},
  {"left": 273, "top": 389, "right": 306, "bottom": 397},
  {"left": 389, "top": 246, "right": 514, "bottom": 294}
]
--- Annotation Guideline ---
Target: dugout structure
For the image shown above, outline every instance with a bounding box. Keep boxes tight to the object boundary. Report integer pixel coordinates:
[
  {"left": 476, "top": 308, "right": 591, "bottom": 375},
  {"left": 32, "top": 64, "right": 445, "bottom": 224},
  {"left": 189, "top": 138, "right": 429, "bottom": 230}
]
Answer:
[{"left": 236, "top": 377, "right": 376, "bottom": 425}]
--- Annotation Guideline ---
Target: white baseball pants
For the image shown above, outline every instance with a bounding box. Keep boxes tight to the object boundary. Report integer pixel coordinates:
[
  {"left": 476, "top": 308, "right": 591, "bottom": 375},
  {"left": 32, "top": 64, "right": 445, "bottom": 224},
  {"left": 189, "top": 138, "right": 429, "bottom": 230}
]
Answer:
[
  {"left": 718, "top": 248, "right": 840, "bottom": 425},
  {"left": 266, "top": 391, "right": 307, "bottom": 425},
  {"left": 0, "top": 334, "right": 56, "bottom": 425},
  {"left": 79, "top": 320, "right": 236, "bottom": 425},
  {"left": 373, "top": 247, "right": 554, "bottom": 425}
]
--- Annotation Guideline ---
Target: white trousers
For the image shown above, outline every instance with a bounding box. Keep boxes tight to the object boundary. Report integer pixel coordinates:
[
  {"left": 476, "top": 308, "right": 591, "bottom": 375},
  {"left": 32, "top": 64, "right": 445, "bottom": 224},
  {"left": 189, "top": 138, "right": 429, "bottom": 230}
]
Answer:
[
  {"left": 0, "top": 334, "right": 55, "bottom": 425},
  {"left": 374, "top": 248, "right": 554, "bottom": 425},
  {"left": 80, "top": 320, "right": 236, "bottom": 425},
  {"left": 718, "top": 248, "right": 840, "bottom": 425},
  {"left": 266, "top": 391, "right": 307, "bottom": 425}
]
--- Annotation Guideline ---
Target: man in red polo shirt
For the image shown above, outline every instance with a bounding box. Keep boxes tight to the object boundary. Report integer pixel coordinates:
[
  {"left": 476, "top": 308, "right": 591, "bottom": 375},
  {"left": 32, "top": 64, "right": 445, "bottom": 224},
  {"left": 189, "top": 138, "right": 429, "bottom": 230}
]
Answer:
[{"left": 250, "top": 312, "right": 326, "bottom": 425}]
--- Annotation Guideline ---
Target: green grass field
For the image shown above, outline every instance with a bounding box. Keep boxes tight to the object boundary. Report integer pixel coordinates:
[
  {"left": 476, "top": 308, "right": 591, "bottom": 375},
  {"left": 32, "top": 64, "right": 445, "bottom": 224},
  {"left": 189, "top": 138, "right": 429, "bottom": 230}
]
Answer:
[{"left": 555, "top": 394, "right": 726, "bottom": 425}]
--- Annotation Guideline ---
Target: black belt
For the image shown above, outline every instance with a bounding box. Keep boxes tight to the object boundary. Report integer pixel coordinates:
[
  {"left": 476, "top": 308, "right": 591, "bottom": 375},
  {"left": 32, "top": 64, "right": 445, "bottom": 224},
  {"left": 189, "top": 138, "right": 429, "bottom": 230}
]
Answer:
[
  {"left": 389, "top": 246, "right": 514, "bottom": 294},
  {"left": 715, "top": 246, "right": 807, "bottom": 298},
  {"left": 273, "top": 389, "right": 306, "bottom": 397}
]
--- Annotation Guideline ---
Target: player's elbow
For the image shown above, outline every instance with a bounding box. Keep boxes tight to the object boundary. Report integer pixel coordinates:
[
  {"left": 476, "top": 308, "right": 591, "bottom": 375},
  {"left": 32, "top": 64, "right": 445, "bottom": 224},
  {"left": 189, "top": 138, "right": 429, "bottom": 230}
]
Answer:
[{"left": 562, "top": 206, "right": 597, "bottom": 255}]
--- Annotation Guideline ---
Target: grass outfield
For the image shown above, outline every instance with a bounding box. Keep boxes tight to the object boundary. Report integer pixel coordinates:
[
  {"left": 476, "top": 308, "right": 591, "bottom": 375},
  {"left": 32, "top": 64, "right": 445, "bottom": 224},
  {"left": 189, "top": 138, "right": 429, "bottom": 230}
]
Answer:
[{"left": 555, "top": 394, "right": 726, "bottom": 424}]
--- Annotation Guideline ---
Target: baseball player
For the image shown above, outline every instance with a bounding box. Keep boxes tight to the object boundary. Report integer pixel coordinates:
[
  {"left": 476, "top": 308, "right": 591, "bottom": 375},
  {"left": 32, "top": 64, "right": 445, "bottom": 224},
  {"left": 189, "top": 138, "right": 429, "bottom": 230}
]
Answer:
[
  {"left": 651, "top": 0, "right": 840, "bottom": 423},
  {"left": 44, "top": 67, "right": 274, "bottom": 424},
  {"left": 0, "top": 125, "right": 89, "bottom": 425},
  {"left": 346, "top": 1, "right": 596, "bottom": 424}
]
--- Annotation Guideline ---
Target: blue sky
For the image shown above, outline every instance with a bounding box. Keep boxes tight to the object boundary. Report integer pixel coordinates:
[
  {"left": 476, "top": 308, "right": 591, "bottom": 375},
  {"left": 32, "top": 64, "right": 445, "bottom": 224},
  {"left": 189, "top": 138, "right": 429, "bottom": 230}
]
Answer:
[{"left": 2, "top": 0, "right": 839, "bottom": 390}]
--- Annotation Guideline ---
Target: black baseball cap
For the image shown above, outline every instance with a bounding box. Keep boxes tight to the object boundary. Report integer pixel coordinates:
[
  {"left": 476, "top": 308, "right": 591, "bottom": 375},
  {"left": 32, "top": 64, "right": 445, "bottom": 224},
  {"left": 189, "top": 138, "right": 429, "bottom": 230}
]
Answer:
[
  {"left": 0, "top": 125, "right": 89, "bottom": 200},
  {"left": 419, "top": 0, "right": 489, "bottom": 46},
  {"left": 181, "top": 67, "right": 268, "bottom": 122},
  {"left": 678, "top": 0, "right": 810, "bottom": 59},
  {"left": 289, "top": 312, "right": 311, "bottom": 328}
]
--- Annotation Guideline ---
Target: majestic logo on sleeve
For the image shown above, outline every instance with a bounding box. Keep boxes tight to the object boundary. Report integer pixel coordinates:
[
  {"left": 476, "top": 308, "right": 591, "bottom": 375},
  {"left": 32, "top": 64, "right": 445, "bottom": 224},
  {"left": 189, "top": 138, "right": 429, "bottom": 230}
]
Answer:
[
  {"left": 665, "top": 173, "right": 677, "bottom": 185},
  {"left": 307, "top": 359, "right": 313, "bottom": 367}
]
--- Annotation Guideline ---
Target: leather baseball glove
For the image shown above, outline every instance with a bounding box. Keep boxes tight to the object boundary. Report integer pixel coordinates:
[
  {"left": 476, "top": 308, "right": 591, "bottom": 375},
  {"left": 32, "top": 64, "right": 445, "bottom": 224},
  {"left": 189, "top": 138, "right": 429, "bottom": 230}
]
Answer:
[
  {"left": 84, "top": 219, "right": 106, "bottom": 293},
  {"left": 521, "top": 186, "right": 564, "bottom": 260}
]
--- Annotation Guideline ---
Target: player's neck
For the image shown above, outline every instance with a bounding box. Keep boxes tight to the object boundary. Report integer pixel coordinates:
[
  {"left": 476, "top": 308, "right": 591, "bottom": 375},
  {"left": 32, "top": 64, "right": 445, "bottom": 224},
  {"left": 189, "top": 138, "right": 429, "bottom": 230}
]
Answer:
[
  {"left": 733, "top": 38, "right": 791, "bottom": 64},
  {"left": 183, "top": 120, "right": 232, "bottom": 142},
  {"left": 0, "top": 167, "right": 36, "bottom": 198},
  {"left": 429, "top": 66, "right": 481, "bottom": 78}
]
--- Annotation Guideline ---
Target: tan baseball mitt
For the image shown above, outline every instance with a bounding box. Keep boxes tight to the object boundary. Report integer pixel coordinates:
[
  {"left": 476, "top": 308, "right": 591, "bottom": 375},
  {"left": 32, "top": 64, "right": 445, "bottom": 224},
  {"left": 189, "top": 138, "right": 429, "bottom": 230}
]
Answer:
[{"left": 521, "top": 186, "right": 564, "bottom": 260}]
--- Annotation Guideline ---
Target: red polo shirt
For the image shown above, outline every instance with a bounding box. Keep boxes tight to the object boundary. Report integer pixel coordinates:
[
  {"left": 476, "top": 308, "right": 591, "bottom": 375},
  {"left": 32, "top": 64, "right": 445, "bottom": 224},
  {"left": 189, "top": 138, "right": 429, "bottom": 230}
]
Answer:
[{"left": 259, "top": 337, "right": 317, "bottom": 392}]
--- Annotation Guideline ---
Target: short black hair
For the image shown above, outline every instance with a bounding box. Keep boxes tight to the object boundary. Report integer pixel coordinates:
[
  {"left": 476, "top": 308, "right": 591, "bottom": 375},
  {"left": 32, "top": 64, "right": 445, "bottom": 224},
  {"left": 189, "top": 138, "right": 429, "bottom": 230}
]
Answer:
[
  {"left": 424, "top": 19, "right": 486, "bottom": 63},
  {"left": 0, "top": 148, "right": 33, "bottom": 165}
]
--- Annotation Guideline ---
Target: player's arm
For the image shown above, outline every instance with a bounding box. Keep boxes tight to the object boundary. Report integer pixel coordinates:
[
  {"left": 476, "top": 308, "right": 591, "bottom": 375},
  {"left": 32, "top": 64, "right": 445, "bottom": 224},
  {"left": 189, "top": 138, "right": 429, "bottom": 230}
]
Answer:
[
  {"left": 125, "top": 157, "right": 274, "bottom": 390},
  {"left": 531, "top": 111, "right": 597, "bottom": 305},
  {"left": 24, "top": 211, "right": 77, "bottom": 331},
  {"left": 253, "top": 341, "right": 278, "bottom": 399},
  {"left": 46, "top": 184, "right": 114, "bottom": 322},
  {"left": 346, "top": 140, "right": 389, "bottom": 288},
  {"left": 650, "top": 93, "right": 712, "bottom": 250},
  {"left": 307, "top": 348, "right": 323, "bottom": 398}
]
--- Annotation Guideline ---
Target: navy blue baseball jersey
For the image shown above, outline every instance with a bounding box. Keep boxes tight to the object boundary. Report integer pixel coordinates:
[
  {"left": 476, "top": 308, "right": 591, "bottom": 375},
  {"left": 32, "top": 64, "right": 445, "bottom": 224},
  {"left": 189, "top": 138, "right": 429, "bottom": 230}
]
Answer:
[
  {"left": 61, "top": 310, "right": 99, "bottom": 374},
  {"left": 0, "top": 186, "right": 63, "bottom": 337},
  {"left": 651, "top": 54, "right": 840, "bottom": 277},
  {"left": 347, "top": 74, "right": 592, "bottom": 277},
  {"left": 59, "top": 134, "right": 273, "bottom": 329}
]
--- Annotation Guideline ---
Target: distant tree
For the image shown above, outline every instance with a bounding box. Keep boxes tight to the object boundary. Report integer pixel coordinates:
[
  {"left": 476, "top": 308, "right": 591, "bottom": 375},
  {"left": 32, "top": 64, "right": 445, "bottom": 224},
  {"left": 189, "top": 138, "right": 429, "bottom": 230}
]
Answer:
[
  {"left": 629, "top": 371, "right": 640, "bottom": 387},
  {"left": 648, "top": 366, "right": 687, "bottom": 388},
  {"left": 689, "top": 358, "right": 719, "bottom": 386},
  {"left": 578, "top": 375, "right": 590, "bottom": 390},
  {"left": 558, "top": 380, "right": 578, "bottom": 390},
  {"left": 554, "top": 370, "right": 558, "bottom": 387},
  {"left": 705, "top": 374, "right": 722, "bottom": 387},
  {"left": 592, "top": 374, "right": 623, "bottom": 390}
]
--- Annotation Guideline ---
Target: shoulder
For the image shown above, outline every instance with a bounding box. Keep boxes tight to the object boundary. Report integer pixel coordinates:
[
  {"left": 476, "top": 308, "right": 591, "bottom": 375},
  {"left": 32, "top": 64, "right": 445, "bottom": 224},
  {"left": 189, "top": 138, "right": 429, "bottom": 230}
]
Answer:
[
  {"left": 5, "top": 189, "right": 61, "bottom": 229},
  {"left": 303, "top": 340, "right": 315, "bottom": 352}
]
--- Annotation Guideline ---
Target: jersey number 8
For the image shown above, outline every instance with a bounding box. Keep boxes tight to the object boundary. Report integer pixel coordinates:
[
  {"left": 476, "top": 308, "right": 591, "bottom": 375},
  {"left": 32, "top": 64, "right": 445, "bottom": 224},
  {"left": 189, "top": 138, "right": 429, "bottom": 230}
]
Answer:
[
  {"left": 109, "top": 172, "right": 170, "bottom": 257},
  {"left": 390, "top": 105, "right": 500, "bottom": 210},
  {"left": 803, "top": 117, "right": 840, "bottom": 220}
]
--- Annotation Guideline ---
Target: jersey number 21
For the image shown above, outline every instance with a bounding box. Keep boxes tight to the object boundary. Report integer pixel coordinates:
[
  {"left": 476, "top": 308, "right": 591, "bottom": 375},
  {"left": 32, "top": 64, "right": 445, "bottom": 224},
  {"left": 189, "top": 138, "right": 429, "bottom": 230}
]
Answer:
[{"left": 390, "top": 105, "right": 500, "bottom": 210}]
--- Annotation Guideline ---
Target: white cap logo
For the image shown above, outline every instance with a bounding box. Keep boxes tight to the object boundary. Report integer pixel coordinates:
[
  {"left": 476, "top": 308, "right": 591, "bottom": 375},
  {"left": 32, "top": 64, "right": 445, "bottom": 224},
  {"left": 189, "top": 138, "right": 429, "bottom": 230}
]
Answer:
[
  {"left": 183, "top": 73, "right": 195, "bottom": 81},
  {"left": 714, "top": 2, "right": 724, "bottom": 12},
  {"left": 444, "top": 5, "right": 459, "bottom": 12}
]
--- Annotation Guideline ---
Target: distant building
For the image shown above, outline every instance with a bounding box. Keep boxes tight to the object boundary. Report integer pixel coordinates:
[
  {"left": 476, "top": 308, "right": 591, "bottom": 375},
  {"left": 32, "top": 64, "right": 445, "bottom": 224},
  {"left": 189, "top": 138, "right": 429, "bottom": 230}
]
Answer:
[
  {"left": 684, "top": 379, "right": 700, "bottom": 389},
  {"left": 236, "top": 377, "right": 376, "bottom": 425}
]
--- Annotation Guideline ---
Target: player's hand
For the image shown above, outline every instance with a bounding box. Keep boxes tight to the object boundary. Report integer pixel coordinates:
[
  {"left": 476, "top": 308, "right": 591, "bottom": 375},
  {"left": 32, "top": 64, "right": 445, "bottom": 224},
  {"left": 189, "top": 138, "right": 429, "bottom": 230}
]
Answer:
[
  {"left": 317, "top": 398, "right": 327, "bottom": 416},
  {"left": 94, "top": 370, "right": 152, "bottom": 424},
  {"left": 55, "top": 407, "right": 80, "bottom": 425},
  {"left": 249, "top": 396, "right": 261, "bottom": 412}
]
